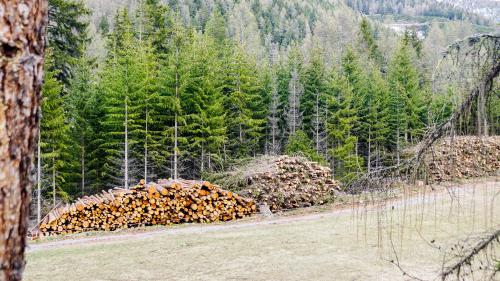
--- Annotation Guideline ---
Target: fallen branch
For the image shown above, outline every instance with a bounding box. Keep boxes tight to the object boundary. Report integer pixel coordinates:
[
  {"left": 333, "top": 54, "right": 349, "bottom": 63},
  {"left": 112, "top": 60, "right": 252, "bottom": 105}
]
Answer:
[{"left": 441, "top": 229, "right": 500, "bottom": 280}]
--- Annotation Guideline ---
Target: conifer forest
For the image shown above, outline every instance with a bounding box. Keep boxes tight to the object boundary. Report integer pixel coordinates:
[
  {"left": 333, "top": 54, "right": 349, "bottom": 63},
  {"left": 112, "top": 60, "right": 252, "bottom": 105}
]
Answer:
[
  {"left": 38, "top": 0, "right": 499, "bottom": 210},
  {"left": 1, "top": 0, "right": 499, "bottom": 280}
]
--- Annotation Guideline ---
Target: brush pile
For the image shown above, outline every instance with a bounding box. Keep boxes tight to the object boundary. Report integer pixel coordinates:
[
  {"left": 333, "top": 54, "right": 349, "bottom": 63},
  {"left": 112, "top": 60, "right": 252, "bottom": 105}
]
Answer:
[
  {"left": 209, "top": 155, "right": 340, "bottom": 212},
  {"left": 37, "top": 180, "right": 256, "bottom": 236},
  {"left": 425, "top": 136, "right": 500, "bottom": 182}
]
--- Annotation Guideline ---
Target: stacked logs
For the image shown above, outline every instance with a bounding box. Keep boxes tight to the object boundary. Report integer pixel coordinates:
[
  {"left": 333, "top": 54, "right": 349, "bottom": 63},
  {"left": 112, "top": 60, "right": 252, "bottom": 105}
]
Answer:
[
  {"left": 424, "top": 136, "right": 500, "bottom": 182},
  {"left": 211, "top": 156, "right": 340, "bottom": 212},
  {"left": 37, "top": 180, "right": 256, "bottom": 236}
]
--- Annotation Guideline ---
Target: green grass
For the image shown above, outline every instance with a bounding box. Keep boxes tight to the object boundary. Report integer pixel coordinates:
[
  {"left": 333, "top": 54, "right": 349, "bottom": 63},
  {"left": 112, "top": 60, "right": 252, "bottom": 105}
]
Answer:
[{"left": 25, "top": 181, "right": 500, "bottom": 281}]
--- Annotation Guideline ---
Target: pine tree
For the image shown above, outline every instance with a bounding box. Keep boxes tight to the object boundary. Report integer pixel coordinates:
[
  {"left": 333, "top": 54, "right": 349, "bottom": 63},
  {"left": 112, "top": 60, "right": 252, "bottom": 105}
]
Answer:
[
  {"left": 285, "top": 130, "right": 326, "bottom": 164},
  {"left": 326, "top": 67, "right": 364, "bottom": 183},
  {"left": 358, "top": 17, "right": 383, "bottom": 65},
  {"left": 364, "top": 68, "right": 390, "bottom": 171},
  {"left": 387, "top": 41, "right": 427, "bottom": 163},
  {"left": 274, "top": 60, "right": 293, "bottom": 153},
  {"left": 285, "top": 46, "right": 304, "bottom": 139},
  {"left": 40, "top": 50, "right": 71, "bottom": 207},
  {"left": 267, "top": 72, "right": 281, "bottom": 155},
  {"left": 48, "top": 0, "right": 90, "bottom": 84},
  {"left": 100, "top": 9, "right": 150, "bottom": 188},
  {"left": 302, "top": 46, "right": 328, "bottom": 156},
  {"left": 136, "top": 0, "right": 172, "bottom": 52},
  {"left": 158, "top": 19, "right": 189, "bottom": 179},
  {"left": 65, "top": 55, "right": 98, "bottom": 195},
  {"left": 225, "top": 43, "right": 265, "bottom": 157},
  {"left": 182, "top": 32, "right": 228, "bottom": 176},
  {"left": 205, "top": 8, "right": 227, "bottom": 44},
  {"left": 135, "top": 39, "right": 161, "bottom": 183}
]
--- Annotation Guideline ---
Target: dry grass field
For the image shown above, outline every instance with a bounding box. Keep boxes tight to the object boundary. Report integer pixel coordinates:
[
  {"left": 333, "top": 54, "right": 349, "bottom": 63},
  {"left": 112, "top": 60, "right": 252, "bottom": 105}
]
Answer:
[{"left": 25, "top": 179, "right": 500, "bottom": 281}]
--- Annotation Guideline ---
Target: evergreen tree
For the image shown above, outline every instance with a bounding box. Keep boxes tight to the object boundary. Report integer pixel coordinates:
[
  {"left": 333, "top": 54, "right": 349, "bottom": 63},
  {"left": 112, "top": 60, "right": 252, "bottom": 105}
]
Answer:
[
  {"left": 136, "top": 0, "right": 173, "bottom": 52},
  {"left": 285, "top": 46, "right": 305, "bottom": 139},
  {"left": 364, "top": 68, "right": 390, "bottom": 171},
  {"left": 182, "top": 32, "right": 228, "bottom": 176},
  {"left": 358, "top": 17, "right": 383, "bottom": 65},
  {"left": 302, "top": 46, "right": 328, "bottom": 155},
  {"left": 48, "top": 0, "right": 90, "bottom": 84},
  {"left": 285, "top": 130, "right": 326, "bottom": 164},
  {"left": 387, "top": 41, "right": 427, "bottom": 163},
  {"left": 159, "top": 20, "right": 189, "bottom": 179},
  {"left": 225, "top": 44, "right": 265, "bottom": 157},
  {"left": 65, "top": 55, "right": 98, "bottom": 195},
  {"left": 266, "top": 71, "right": 281, "bottom": 155},
  {"left": 326, "top": 68, "right": 364, "bottom": 182},
  {"left": 205, "top": 8, "right": 228, "bottom": 44},
  {"left": 40, "top": 50, "right": 71, "bottom": 207},
  {"left": 100, "top": 9, "right": 152, "bottom": 188}
]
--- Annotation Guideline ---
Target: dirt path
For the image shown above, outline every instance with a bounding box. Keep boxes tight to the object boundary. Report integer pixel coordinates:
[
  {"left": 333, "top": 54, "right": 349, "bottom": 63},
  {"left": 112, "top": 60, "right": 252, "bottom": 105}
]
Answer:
[
  {"left": 28, "top": 178, "right": 499, "bottom": 253},
  {"left": 25, "top": 178, "right": 500, "bottom": 281}
]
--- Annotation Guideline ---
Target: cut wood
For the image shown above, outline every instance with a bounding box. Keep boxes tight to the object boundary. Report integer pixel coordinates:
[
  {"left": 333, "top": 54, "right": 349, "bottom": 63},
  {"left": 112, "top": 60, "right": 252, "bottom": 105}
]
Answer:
[
  {"left": 424, "top": 136, "right": 500, "bottom": 183},
  {"left": 209, "top": 155, "right": 340, "bottom": 212},
  {"left": 36, "top": 180, "right": 256, "bottom": 236}
]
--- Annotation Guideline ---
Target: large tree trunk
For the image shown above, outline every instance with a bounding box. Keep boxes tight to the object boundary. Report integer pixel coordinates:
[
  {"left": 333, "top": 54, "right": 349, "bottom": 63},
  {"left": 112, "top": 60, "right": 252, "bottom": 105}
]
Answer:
[{"left": 0, "top": 0, "right": 48, "bottom": 280}]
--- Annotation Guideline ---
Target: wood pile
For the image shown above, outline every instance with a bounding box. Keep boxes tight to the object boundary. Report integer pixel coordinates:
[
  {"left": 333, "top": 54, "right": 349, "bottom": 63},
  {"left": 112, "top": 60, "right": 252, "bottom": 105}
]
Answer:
[
  {"left": 424, "top": 136, "right": 500, "bottom": 182},
  {"left": 209, "top": 156, "right": 340, "bottom": 212},
  {"left": 37, "top": 180, "right": 256, "bottom": 236}
]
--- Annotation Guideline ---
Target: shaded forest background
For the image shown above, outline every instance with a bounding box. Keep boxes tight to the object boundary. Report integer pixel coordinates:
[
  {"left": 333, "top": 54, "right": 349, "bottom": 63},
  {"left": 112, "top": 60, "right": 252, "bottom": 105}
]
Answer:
[{"left": 38, "top": 0, "right": 500, "bottom": 212}]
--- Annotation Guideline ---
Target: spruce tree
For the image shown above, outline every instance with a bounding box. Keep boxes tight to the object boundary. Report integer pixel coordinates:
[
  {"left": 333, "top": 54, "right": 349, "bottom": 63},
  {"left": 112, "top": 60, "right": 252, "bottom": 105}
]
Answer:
[
  {"left": 302, "top": 47, "right": 328, "bottom": 155},
  {"left": 65, "top": 55, "right": 98, "bottom": 195},
  {"left": 285, "top": 130, "right": 326, "bottom": 164},
  {"left": 225, "top": 44, "right": 265, "bottom": 158},
  {"left": 100, "top": 9, "right": 150, "bottom": 188},
  {"left": 326, "top": 67, "right": 364, "bottom": 183},
  {"left": 40, "top": 50, "right": 71, "bottom": 207},
  {"left": 388, "top": 41, "right": 427, "bottom": 163},
  {"left": 358, "top": 18, "right": 383, "bottom": 65},
  {"left": 158, "top": 19, "right": 190, "bottom": 179},
  {"left": 48, "top": 0, "right": 90, "bottom": 84}
]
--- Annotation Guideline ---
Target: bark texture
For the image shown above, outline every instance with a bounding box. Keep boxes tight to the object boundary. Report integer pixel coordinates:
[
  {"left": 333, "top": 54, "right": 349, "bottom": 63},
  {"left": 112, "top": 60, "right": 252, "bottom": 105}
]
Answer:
[{"left": 0, "top": 0, "right": 47, "bottom": 280}]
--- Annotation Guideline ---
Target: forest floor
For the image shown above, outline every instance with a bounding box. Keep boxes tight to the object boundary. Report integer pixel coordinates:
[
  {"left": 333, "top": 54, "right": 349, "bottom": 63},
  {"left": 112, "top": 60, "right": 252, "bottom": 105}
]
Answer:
[{"left": 25, "top": 177, "right": 500, "bottom": 281}]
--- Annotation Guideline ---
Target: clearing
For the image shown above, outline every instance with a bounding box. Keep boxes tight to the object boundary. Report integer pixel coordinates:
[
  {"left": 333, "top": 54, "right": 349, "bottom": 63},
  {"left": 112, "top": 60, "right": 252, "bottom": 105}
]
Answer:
[{"left": 25, "top": 178, "right": 500, "bottom": 281}]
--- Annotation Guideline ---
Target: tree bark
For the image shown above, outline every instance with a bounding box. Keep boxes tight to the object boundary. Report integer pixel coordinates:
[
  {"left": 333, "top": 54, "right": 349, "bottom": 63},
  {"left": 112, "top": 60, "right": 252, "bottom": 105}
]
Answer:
[{"left": 0, "top": 0, "right": 47, "bottom": 280}]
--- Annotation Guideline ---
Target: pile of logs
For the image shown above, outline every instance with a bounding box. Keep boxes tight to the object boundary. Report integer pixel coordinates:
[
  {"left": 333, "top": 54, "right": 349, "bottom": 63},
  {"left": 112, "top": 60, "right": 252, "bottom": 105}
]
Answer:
[
  {"left": 212, "top": 156, "right": 340, "bottom": 212},
  {"left": 424, "top": 136, "right": 500, "bottom": 182},
  {"left": 37, "top": 180, "right": 256, "bottom": 236}
]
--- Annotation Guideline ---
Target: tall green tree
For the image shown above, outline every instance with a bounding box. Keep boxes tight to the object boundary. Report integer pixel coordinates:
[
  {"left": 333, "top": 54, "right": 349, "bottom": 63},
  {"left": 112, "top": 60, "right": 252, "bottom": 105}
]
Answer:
[
  {"left": 326, "top": 66, "right": 364, "bottom": 183},
  {"left": 358, "top": 17, "right": 383, "bottom": 65},
  {"left": 225, "top": 44, "right": 265, "bottom": 157},
  {"left": 302, "top": 46, "right": 328, "bottom": 155},
  {"left": 40, "top": 50, "right": 71, "bottom": 207},
  {"left": 48, "top": 0, "right": 90, "bottom": 84},
  {"left": 387, "top": 41, "right": 427, "bottom": 163},
  {"left": 65, "top": 56, "right": 99, "bottom": 195},
  {"left": 100, "top": 9, "right": 155, "bottom": 188},
  {"left": 136, "top": 0, "right": 173, "bottom": 52},
  {"left": 159, "top": 20, "right": 190, "bottom": 179}
]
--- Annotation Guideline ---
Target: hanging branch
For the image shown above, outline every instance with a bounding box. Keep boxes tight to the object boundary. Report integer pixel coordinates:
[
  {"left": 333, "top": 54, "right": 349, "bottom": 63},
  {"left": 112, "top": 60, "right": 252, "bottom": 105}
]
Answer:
[
  {"left": 349, "top": 34, "right": 500, "bottom": 192},
  {"left": 440, "top": 229, "right": 500, "bottom": 281}
]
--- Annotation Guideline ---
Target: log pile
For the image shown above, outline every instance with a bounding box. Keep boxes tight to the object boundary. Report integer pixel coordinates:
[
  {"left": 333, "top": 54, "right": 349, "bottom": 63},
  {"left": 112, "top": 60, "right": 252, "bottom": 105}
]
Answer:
[
  {"left": 209, "top": 156, "right": 340, "bottom": 212},
  {"left": 37, "top": 180, "right": 256, "bottom": 236},
  {"left": 424, "top": 136, "right": 500, "bottom": 182}
]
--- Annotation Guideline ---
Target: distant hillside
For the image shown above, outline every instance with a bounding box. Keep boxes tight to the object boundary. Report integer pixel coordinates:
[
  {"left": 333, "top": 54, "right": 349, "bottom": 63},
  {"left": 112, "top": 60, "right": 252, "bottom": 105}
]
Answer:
[
  {"left": 439, "top": 0, "right": 500, "bottom": 23},
  {"left": 345, "top": 0, "right": 496, "bottom": 25},
  {"left": 84, "top": 0, "right": 493, "bottom": 67}
]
